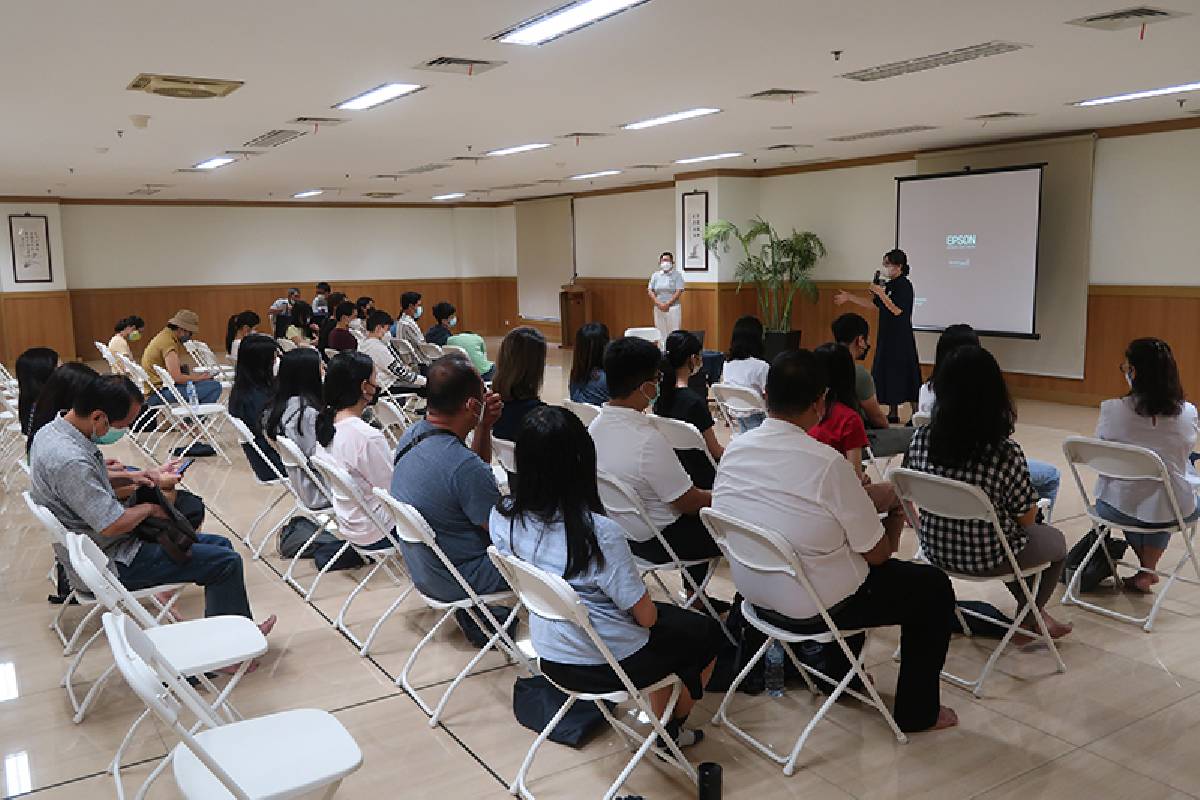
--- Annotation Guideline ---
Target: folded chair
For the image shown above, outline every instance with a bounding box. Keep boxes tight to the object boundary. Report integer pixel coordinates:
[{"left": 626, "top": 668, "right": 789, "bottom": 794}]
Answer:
[{"left": 488, "top": 545, "right": 697, "bottom": 800}]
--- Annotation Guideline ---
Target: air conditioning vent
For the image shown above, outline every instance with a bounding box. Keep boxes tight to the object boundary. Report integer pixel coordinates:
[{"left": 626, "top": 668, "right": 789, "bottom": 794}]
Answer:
[
  {"left": 535, "top": 179, "right": 563, "bottom": 185},
  {"left": 363, "top": 191, "right": 404, "bottom": 199},
  {"left": 1067, "top": 6, "right": 1187, "bottom": 30},
  {"left": 222, "top": 149, "right": 263, "bottom": 157},
  {"left": 829, "top": 125, "right": 938, "bottom": 142},
  {"left": 839, "top": 42, "right": 1026, "bottom": 82},
  {"left": 449, "top": 156, "right": 487, "bottom": 163},
  {"left": 399, "top": 163, "right": 450, "bottom": 175},
  {"left": 626, "top": 163, "right": 665, "bottom": 170},
  {"left": 743, "top": 88, "right": 815, "bottom": 102},
  {"left": 128, "top": 184, "right": 173, "bottom": 196},
  {"left": 492, "top": 183, "right": 537, "bottom": 190},
  {"left": 967, "top": 111, "right": 1033, "bottom": 120},
  {"left": 556, "top": 131, "right": 612, "bottom": 139},
  {"left": 764, "top": 143, "right": 814, "bottom": 151},
  {"left": 243, "top": 129, "right": 305, "bottom": 149},
  {"left": 415, "top": 56, "right": 506, "bottom": 75},
  {"left": 289, "top": 116, "right": 349, "bottom": 127},
  {"left": 127, "top": 72, "right": 243, "bottom": 99}
]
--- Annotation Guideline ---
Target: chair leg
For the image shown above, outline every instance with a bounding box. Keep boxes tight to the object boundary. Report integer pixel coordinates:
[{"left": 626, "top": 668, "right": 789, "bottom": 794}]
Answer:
[
  {"left": 426, "top": 604, "right": 518, "bottom": 727},
  {"left": 398, "top": 607, "right": 456, "bottom": 717},
  {"left": 511, "top": 693, "right": 578, "bottom": 799},
  {"left": 335, "top": 558, "right": 388, "bottom": 649},
  {"left": 359, "top": 578, "right": 413, "bottom": 657}
]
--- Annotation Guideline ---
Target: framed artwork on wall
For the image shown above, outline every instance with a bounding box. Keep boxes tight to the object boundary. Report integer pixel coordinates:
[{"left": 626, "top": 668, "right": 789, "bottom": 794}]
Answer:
[
  {"left": 9, "top": 214, "right": 53, "bottom": 283},
  {"left": 681, "top": 190, "right": 708, "bottom": 272}
]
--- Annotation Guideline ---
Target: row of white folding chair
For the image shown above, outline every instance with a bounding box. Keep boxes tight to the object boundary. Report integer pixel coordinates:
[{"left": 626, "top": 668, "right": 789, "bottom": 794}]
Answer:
[
  {"left": 151, "top": 364, "right": 233, "bottom": 464},
  {"left": 183, "top": 339, "right": 235, "bottom": 386},
  {"left": 113, "top": 352, "right": 213, "bottom": 462},
  {"left": 271, "top": 433, "right": 347, "bottom": 600},
  {"left": 0, "top": 388, "right": 27, "bottom": 490},
  {"left": 710, "top": 383, "right": 765, "bottom": 435},
  {"left": 102, "top": 612, "right": 362, "bottom": 800},
  {"left": 624, "top": 326, "right": 662, "bottom": 347}
]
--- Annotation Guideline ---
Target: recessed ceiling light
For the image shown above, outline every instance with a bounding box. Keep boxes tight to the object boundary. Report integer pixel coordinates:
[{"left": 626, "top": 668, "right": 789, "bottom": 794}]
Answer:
[
  {"left": 334, "top": 82, "right": 423, "bottom": 110},
  {"left": 570, "top": 169, "right": 622, "bottom": 180},
  {"left": 622, "top": 107, "right": 721, "bottom": 130},
  {"left": 486, "top": 143, "right": 552, "bottom": 157},
  {"left": 674, "top": 152, "right": 743, "bottom": 165},
  {"left": 496, "top": 0, "right": 649, "bottom": 46},
  {"left": 1071, "top": 80, "right": 1200, "bottom": 107},
  {"left": 193, "top": 156, "right": 235, "bottom": 170},
  {"left": 432, "top": 192, "right": 466, "bottom": 200},
  {"left": 293, "top": 189, "right": 323, "bottom": 199}
]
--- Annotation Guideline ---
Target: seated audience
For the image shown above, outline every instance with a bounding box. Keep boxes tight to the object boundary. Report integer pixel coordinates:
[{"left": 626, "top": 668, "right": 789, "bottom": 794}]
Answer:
[
  {"left": 810, "top": 343, "right": 904, "bottom": 550},
  {"left": 713, "top": 349, "right": 957, "bottom": 733},
  {"left": 225, "top": 310, "right": 261, "bottom": 358},
  {"left": 721, "top": 315, "right": 769, "bottom": 432},
  {"left": 394, "top": 291, "right": 432, "bottom": 368},
  {"left": 316, "top": 292, "right": 349, "bottom": 353},
  {"left": 350, "top": 296, "right": 374, "bottom": 334},
  {"left": 29, "top": 373, "right": 274, "bottom": 632},
  {"left": 921, "top": 324, "right": 1061, "bottom": 513},
  {"left": 446, "top": 329, "right": 494, "bottom": 381},
  {"left": 491, "top": 326, "right": 547, "bottom": 441},
  {"left": 492, "top": 405, "right": 722, "bottom": 748},
  {"left": 27, "top": 363, "right": 98, "bottom": 450},
  {"left": 831, "top": 312, "right": 913, "bottom": 457},
  {"left": 268, "top": 287, "right": 300, "bottom": 338},
  {"left": 264, "top": 347, "right": 330, "bottom": 510},
  {"left": 391, "top": 355, "right": 510, "bottom": 640},
  {"left": 325, "top": 301, "right": 358, "bottom": 353},
  {"left": 16, "top": 346, "right": 59, "bottom": 435},
  {"left": 312, "top": 281, "right": 332, "bottom": 320},
  {"left": 107, "top": 316, "right": 145, "bottom": 373},
  {"left": 285, "top": 300, "right": 318, "bottom": 348},
  {"left": 589, "top": 336, "right": 720, "bottom": 595},
  {"left": 568, "top": 322, "right": 610, "bottom": 405},
  {"left": 315, "top": 352, "right": 393, "bottom": 549},
  {"left": 425, "top": 302, "right": 456, "bottom": 346},
  {"left": 653, "top": 330, "right": 722, "bottom": 488},
  {"left": 904, "top": 345, "right": 1072, "bottom": 639},
  {"left": 1095, "top": 337, "right": 1199, "bottom": 593},
  {"left": 228, "top": 334, "right": 285, "bottom": 481},
  {"left": 357, "top": 310, "right": 427, "bottom": 393},
  {"left": 141, "top": 309, "right": 222, "bottom": 405}
]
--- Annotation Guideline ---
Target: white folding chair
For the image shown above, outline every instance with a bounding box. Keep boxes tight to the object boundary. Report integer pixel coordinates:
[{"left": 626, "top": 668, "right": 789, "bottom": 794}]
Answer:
[
  {"left": 183, "top": 339, "right": 235, "bottom": 386},
  {"left": 310, "top": 453, "right": 413, "bottom": 655},
  {"left": 1061, "top": 436, "right": 1200, "bottom": 632},
  {"left": 271, "top": 434, "right": 344, "bottom": 600},
  {"left": 0, "top": 390, "right": 26, "bottom": 489},
  {"left": 911, "top": 410, "right": 931, "bottom": 427},
  {"left": 891, "top": 467, "right": 1067, "bottom": 696},
  {"left": 700, "top": 507, "right": 907, "bottom": 775},
  {"left": 374, "top": 395, "right": 411, "bottom": 449},
  {"left": 151, "top": 364, "right": 232, "bottom": 464},
  {"left": 419, "top": 341, "right": 444, "bottom": 360},
  {"left": 96, "top": 340, "right": 125, "bottom": 375},
  {"left": 596, "top": 471, "right": 732, "bottom": 644},
  {"left": 491, "top": 435, "right": 517, "bottom": 474},
  {"left": 373, "top": 490, "right": 530, "bottom": 724},
  {"left": 647, "top": 415, "right": 717, "bottom": 470},
  {"left": 275, "top": 337, "right": 298, "bottom": 353},
  {"left": 561, "top": 399, "right": 600, "bottom": 427},
  {"left": 443, "top": 344, "right": 469, "bottom": 358},
  {"left": 488, "top": 546, "right": 697, "bottom": 800},
  {"left": 101, "top": 612, "right": 362, "bottom": 800},
  {"left": 324, "top": 347, "right": 342, "bottom": 360},
  {"left": 67, "top": 534, "right": 267, "bottom": 800},
  {"left": 624, "top": 327, "right": 663, "bottom": 348},
  {"left": 710, "top": 383, "right": 765, "bottom": 435}
]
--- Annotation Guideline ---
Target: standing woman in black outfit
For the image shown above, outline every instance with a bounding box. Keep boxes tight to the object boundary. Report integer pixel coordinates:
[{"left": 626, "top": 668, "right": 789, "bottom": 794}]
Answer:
[{"left": 834, "top": 249, "right": 922, "bottom": 422}]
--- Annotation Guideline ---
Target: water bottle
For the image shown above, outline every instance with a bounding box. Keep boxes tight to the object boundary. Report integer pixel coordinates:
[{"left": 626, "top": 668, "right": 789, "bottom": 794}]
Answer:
[
  {"left": 185, "top": 380, "right": 198, "bottom": 407},
  {"left": 764, "top": 641, "right": 786, "bottom": 698}
]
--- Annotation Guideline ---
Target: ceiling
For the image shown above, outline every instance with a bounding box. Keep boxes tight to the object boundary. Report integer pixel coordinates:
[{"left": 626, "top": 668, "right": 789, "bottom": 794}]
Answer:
[{"left": 2, "top": 0, "right": 1198, "bottom": 203}]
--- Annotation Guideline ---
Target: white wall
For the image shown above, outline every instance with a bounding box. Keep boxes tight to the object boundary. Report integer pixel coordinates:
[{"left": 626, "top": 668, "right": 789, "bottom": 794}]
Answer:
[
  {"left": 574, "top": 187, "right": 674, "bottom": 279},
  {"left": 1090, "top": 128, "right": 1200, "bottom": 285},
  {"left": 0, "top": 202, "right": 68, "bottom": 292}
]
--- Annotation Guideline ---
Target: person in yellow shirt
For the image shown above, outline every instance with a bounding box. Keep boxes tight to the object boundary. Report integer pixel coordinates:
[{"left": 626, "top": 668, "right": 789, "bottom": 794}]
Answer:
[{"left": 141, "top": 309, "right": 222, "bottom": 406}]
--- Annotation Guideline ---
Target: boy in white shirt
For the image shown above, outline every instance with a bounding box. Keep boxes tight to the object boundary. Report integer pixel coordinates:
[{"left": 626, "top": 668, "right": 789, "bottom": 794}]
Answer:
[{"left": 357, "top": 310, "right": 426, "bottom": 394}]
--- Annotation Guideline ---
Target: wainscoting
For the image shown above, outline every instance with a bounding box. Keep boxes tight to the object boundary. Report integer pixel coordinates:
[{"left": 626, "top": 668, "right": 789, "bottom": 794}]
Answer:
[{"left": 0, "top": 291, "right": 77, "bottom": 366}]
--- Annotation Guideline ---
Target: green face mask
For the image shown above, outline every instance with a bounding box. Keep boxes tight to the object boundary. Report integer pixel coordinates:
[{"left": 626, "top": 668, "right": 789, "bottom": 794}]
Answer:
[
  {"left": 640, "top": 380, "right": 659, "bottom": 408},
  {"left": 91, "top": 417, "right": 126, "bottom": 445},
  {"left": 128, "top": 330, "right": 142, "bottom": 342}
]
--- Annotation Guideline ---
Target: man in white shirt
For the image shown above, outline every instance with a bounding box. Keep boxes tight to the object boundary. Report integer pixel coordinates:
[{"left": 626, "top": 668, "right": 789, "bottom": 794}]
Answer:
[
  {"left": 396, "top": 291, "right": 432, "bottom": 369},
  {"left": 358, "top": 310, "right": 426, "bottom": 394},
  {"left": 713, "top": 349, "right": 956, "bottom": 733},
  {"left": 589, "top": 336, "right": 721, "bottom": 598},
  {"left": 269, "top": 287, "right": 301, "bottom": 339}
]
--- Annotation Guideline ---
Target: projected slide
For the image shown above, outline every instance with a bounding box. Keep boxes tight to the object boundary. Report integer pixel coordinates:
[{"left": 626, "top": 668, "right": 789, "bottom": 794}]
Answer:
[{"left": 896, "top": 165, "right": 1042, "bottom": 336}]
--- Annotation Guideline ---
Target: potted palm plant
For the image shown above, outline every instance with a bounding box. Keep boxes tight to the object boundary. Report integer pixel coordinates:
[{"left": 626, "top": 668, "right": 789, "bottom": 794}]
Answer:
[{"left": 703, "top": 216, "right": 826, "bottom": 360}]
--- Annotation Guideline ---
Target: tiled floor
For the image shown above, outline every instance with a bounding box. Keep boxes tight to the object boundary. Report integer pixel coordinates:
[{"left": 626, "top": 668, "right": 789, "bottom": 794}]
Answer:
[{"left": 5, "top": 341, "right": 1200, "bottom": 798}]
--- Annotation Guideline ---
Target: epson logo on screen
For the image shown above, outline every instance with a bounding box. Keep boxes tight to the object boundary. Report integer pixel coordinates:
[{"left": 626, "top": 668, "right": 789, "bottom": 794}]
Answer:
[{"left": 946, "top": 234, "right": 977, "bottom": 249}]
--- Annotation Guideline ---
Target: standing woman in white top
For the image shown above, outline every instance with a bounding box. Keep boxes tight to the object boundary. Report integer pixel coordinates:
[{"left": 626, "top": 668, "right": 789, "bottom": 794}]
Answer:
[
  {"left": 1095, "top": 337, "right": 1199, "bottom": 594},
  {"left": 647, "top": 251, "right": 685, "bottom": 345}
]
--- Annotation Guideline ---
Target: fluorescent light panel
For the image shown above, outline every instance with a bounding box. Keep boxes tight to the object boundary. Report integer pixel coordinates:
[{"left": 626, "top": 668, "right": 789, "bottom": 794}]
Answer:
[
  {"left": 193, "top": 156, "right": 234, "bottom": 170},
  {"left": 293, "top": 189, "right": 323, "bottom": 198},
  {"left": 498, "top": 0, "right": 648, "bottom": 46},
  {"left": 570, "top": 169, "right": 622, "bottom": 180},
  {"left": 674, "top": 152, "right": 743, "bottom": 165},
  {"left": 432, "top": 192, "right": 466, "bottom": 200},
  {"left": 335, "top": 82, "right": 423, "bottom": 110},
  {"left": 1071, "top": 80, "right": 1200, "bottom": 107},
  {"left": 622, "top": 107, "right": 720, "bottom": 130},
  {"left": 486, "top": 143, "right": 551, "bottom": 156}
]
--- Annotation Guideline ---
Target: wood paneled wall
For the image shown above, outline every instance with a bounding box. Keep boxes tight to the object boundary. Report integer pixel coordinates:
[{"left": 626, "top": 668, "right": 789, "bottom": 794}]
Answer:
[{"left": 0, "top": 291, "right": 77, "bottom": 365}]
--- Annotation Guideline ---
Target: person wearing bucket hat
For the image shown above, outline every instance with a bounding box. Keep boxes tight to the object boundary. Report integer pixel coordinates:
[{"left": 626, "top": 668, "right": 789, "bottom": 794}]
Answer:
[{"left": 141, "top": 309, "right": 223, "bottom": 410}]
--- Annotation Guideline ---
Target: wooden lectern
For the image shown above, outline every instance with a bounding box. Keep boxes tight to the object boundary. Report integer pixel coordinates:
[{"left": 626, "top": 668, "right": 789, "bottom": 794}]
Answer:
[{"left": 558, "top": 284, "right": 592, "bottom": 348}]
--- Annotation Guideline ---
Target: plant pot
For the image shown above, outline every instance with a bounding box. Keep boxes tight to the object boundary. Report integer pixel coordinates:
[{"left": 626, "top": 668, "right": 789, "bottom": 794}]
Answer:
[{"left": 763, "top": 330, "right": 802, "bottom": 361}]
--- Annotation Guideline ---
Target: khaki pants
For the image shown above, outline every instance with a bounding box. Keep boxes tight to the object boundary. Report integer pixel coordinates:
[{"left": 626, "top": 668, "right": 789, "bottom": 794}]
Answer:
[{"left": 653, "top": 304, "right": 681, "bottom": 345}]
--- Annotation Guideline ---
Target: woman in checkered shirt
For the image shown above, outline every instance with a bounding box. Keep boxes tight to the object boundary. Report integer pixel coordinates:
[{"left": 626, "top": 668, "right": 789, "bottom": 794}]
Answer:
[{"left": 904, "top": 345, "right": 1073, "bottom": 641}]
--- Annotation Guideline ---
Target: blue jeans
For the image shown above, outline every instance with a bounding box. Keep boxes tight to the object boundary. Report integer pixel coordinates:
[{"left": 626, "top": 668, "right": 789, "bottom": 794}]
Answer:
[
  {"left": 117, "top": 533, "right": 252, "bottom": 618},
  {"left": 147, "top": 379, "right": 222, "bottom": 406},
  {"left": 735, "top": 412, "right": 766, "bottom": 433},
  {"left": 1027, "top": 459, "right": 1061, "bottom": 515},
  {"left": 1095, "top": 498, "right": 1200, "bottom": 550}
]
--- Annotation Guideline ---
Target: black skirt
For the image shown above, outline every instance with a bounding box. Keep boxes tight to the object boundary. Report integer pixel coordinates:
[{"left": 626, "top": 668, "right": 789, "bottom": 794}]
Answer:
[{"left": 871, "top": 275, "right": 922, "bottom": 405}]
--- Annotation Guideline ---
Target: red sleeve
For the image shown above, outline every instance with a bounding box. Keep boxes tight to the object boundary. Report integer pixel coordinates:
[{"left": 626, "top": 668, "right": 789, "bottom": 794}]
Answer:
[{"left": 840, "top": 405, "right": 869, "bottom": 452}]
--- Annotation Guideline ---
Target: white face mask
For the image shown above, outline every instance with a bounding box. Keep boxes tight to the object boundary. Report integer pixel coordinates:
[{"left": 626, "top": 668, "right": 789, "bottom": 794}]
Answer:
[
  {"left": 1124, "top": 369, "right": 1134, "bottom": 389},
  {"left": 414, "top": 306, "right": 424, "bottom": 320},
  {"left": 447, "top": 316, "right": 458, "bottom": 328},
  {"left": 661, "top": 260, "right": 674, "bottom": 271}
]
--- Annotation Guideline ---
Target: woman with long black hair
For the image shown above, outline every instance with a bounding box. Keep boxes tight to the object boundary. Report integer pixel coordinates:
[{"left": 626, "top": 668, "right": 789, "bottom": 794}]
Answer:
[
  {"left": 653, "top": 330, "right": 722, "bottom": 485},
  {"left": 225, "top": 310, "right": 261, "bottom": 358},
  {"left": 264, "top": 347, "right": 328, "bottom": 509},
  {"left": 228, "top": 333, "right": 284, "bottom": 480},
  {"left": 568, "top": 322, "right": 610, "bottom": 405},
  {"left": 15, "top": 347, "right": 59, "bottom": 435},
  {"left": 490, "top": 404, "right": 723, "bottom": 750}
]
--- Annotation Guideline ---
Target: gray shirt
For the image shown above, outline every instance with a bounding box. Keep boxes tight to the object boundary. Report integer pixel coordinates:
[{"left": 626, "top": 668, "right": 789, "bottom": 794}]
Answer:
[
  {"left": 274, "top": 396, "right": 329, "bottom": 510},
  {"left": 29, "top": 415, "right": 140, "bottom": 566},
  {"left": 648, "top": 268, "right": 685, "bottom": 306}
]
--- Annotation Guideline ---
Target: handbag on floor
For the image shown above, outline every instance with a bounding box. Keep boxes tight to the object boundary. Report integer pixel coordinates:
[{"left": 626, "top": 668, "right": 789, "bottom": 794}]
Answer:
[
  {"left": 512, "top": 676, "right": 609, "bottom": 748},
  {"left": 1061, "top": 528, "right": 1129, "bottom": 592}
]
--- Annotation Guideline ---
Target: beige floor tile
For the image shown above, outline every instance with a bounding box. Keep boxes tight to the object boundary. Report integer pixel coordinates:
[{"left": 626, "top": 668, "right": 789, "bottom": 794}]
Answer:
[
  {"left": 975, "top": 748, "right": 1192, "bottom": 800},
  {"left": 1087, "top": 691, "right": 1200, "bottom": 796}
]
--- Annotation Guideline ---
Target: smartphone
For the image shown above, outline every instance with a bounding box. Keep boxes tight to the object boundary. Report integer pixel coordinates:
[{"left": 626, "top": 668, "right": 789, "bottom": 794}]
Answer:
[
  {"left": 872, "top": 269, "right": 883, "bottom": 286},
  {"left": 175, "top": 458, "right": 195, "bottom": 476}
]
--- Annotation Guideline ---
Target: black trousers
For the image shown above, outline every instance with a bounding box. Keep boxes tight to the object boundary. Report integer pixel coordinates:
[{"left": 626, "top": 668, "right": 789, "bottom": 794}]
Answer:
[
  {"left": 629, "top": 513, "right": 720, "bottom": 591},
  {"left": 753, "top": 559, "right": 953, "bottom": 733}
]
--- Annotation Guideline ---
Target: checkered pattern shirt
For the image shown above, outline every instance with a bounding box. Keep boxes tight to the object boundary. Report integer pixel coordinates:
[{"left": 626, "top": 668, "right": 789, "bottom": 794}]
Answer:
[{"left": 903, "top": 427, "right": 1037, "bottom": 574}]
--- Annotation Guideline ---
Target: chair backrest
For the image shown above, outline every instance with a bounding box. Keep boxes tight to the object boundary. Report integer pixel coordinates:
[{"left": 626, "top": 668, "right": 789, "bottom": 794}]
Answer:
[
  {"left": 65, "top": 532, "right": 158, "bottom": 628},
  {"left": 276, "top": 337, "right": 297, "bottom": 353},
  {"left": 151, "top": 365, "right": 188, "bottom": 405},
  {"left": 225, "top": 413, "right": 287, "bottom": 483},
  {"left": 711, "top": 383, "right": 765, "bottom": 414},
  {"left": 324, "top": 348, "right": 341, "bottom": 361},
  {"left": 624, "top": 327, "right": 662, "bottom": 346},
  {"left": 273, "top": 433, "right": 333, "bottom": 509},
  {"left": 911, "top": 410, "right": 931, "bottom": 428},
  {"left": 117, "top": 353, "right": 157, "bottom": 395},
  {"left": 373, "top": 397, "right": 410, "bottom": 445},
  {"left": 310, "top": 453, "right": 394, "bottom": 541},
  {"left": 23, "top": 491, "right": 71, "bottom": 548},
  {"left": 561, "top": 399, "right": 600, "bottom": 426},
  {"left": 1062, "top": 435, "right": 1187, "bottom": 525},
  {"left": 419, "top": 342, "right": 443, "bottom": 359},
  {"left": 646, "top": 415, "right": 715, "bottom": 467},
  {"left": 442, "top": 344, "right": 468, "bottom": 358},
  {"left": 491, "top": 436, "right": 517, "bottom": 473},
  {"left": 95, "top": 341, "right": 121, "bottom": 374},
  {"left": 596, "top": 470, "right": 658, "bottom": 543}
]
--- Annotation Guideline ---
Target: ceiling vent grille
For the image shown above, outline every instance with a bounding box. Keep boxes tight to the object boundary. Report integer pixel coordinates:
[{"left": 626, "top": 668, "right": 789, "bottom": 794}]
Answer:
[
  {"left": 626, "top": 163, "right": 665, "bottom": 170},
  {"left": 1067, "top": 6, "right": 1188, "bottom": 30},
  {"left": 243, "top": 129, "right": 306, "bottom": 148},
  {"left": 363, "top": 191, "right": 405, "bottom": 199},
  {"left": 838, "top": 41, "right": 1026, "bottom": 81},
  {"left": 289, "top": 116, "right": 349, "bottom": 127},
  {"left": 557, "top": 131, "right": 612, "bottom": 139},
  {"left": 829, "top": 125, "right": 938, "bottom": 141},
  {"left": 449, "top": 156, "right": 487, "bottom": 163},
  {"left": 399, "top": 163, "right": 450, "bottom": 175},
  {"left": 743, "top": 88, "right": 815, "bottom": 102},
  {"left": 967, "top": 111, "right": 1033, "bottom": 120},
  {"left": 127, "top": 72, "right": 243, "bottom": 99},
  {"left": 128, "top": 184, "right": 173, "bottom": 196},
  {"left": 493, "top": 183, "right": 537, "bottom": 190},
  {"left": 221, "top": 150, "right": 263, "bottom": 157},
  {"left": 764, "top": 143, "right": 814, "bottom": 151},
  {"left": 415, "top": 56, "right": 506, "bottom": 75}
]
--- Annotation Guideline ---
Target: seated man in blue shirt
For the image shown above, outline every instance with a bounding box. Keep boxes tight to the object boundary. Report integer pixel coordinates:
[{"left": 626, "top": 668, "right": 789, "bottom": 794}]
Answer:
[{"left": 390, "top": 354, "right": 510, "bottom": 643}]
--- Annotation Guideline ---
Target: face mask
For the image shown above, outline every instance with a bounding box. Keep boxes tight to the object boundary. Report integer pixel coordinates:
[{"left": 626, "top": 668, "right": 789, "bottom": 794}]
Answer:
[
  {"left": 91, "top": 417, "right": 126, "bottom": 445},
  {"left": 364, "top": 384, "right": 382, "bottom": 406},
  {"left": 640, "top": 381, "right": 659, "bottom": 408},
  {"left": 859, "top": 342, "right": 871, "bottom": 361},
  {"left": 661, "top": 260, "right": 674, "bottom": 271},
  {"left": 178, "top": 331, "right": 192, "bottom": 343},
  {"left": 469, "top": 397, "right": 485, "bottom": 427},
  {"left": 1124, "top": 370, "right": 1134, "bottom": 389},
  {"left": 414, "top": 306, "right": 424, "bottom": 320},
  {"left": 128, "top": 330, "right": 142, "bottom": 342},
  {"left": 447, "top": 316, "right": 458, "bottom": 328}
]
